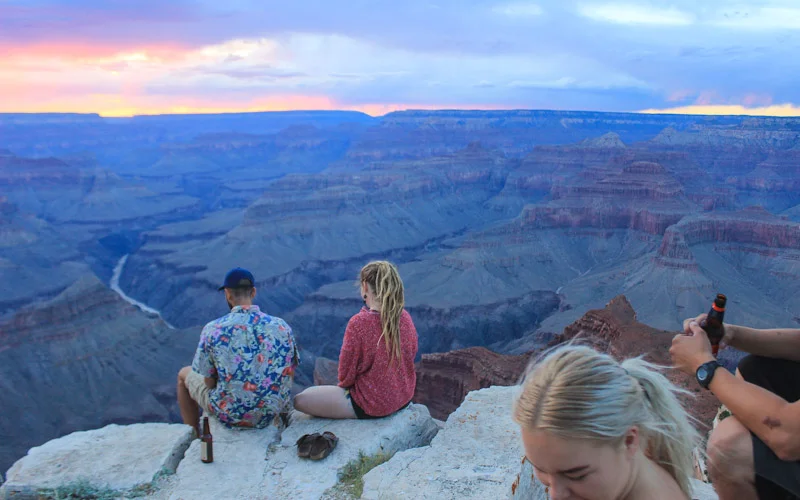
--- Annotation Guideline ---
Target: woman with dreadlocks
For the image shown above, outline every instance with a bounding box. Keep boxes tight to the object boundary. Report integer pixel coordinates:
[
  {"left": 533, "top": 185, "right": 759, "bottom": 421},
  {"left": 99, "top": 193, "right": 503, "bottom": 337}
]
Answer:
[{"left": 294, "top": 260, "right": 418, "bottom": 419}]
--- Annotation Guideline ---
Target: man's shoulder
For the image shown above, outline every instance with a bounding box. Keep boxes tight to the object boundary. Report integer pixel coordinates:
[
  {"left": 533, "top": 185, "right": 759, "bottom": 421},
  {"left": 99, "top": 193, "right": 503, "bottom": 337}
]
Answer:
[
  {"left": 200, "top": 313, "right": 237, "bottom": 338},
  {"left": 256, "top": 312, "right": 290, "bottom": 328}
]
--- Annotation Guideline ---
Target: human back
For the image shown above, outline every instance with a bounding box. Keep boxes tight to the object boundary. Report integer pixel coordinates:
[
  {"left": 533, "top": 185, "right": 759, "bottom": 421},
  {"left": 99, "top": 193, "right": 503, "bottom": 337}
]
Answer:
[
  {"left": 294, "top": 260, "right": 418, "bottom": 420},
  {"left": 513, "top": 344, "right": 699, "bottom": 500},
  {"left": 338, "top": 260, "right": 418, "bottom": 417},
  {"left": 194, "top": 305, "right": 297, "bottom": 428},
  {"left": 338, "top": 305, "right": 418, "bottom": 416}
]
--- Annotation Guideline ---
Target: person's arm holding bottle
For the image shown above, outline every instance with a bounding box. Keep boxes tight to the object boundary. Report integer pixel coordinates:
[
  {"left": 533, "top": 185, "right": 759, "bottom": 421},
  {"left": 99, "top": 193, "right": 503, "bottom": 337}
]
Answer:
[
  {"left": 671, "top": 322, "right": 800, "bottom": 461},
  {"left": 684, "top": 314, "right": 800, "bottom": 362}
]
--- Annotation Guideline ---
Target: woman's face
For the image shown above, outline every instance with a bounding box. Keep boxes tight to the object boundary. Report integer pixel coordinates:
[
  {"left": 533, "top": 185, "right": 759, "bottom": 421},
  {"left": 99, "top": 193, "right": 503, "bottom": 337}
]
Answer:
[{"left": 521, "top": 428, "right": 638, "bottom": 500}]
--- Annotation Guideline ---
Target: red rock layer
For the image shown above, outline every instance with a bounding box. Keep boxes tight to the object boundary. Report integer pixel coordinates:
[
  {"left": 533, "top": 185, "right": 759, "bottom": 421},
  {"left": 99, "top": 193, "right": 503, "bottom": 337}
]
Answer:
[
  {"left": 412, "top": 347, "right": 532, "bottom": 420},
  {"left": 558, "top": 295, "right": 719, "bottom": 426}
]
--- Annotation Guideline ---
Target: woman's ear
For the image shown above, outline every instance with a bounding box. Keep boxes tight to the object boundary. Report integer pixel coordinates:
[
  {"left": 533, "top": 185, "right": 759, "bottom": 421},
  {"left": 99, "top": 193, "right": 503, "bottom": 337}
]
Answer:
[{"left": 623, "top": 426, "right": 640, "bottom": 460}]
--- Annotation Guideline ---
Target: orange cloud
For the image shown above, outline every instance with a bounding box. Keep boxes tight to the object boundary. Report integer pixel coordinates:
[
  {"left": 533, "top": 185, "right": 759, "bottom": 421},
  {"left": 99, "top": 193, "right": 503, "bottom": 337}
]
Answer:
[{"left": 640, "top": 103, "right": 800, "bottom": 117}]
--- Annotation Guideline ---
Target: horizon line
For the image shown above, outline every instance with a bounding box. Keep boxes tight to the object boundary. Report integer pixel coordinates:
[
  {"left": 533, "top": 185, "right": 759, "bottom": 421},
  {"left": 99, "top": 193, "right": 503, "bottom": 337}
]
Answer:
[{"left": 2, "top": 105, "right": 800, "bottom": 120}]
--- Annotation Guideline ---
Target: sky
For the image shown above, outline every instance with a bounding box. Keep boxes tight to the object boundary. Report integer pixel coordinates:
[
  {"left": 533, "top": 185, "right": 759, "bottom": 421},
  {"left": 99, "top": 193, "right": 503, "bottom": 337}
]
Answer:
[{"left": 2, "top": 0, "right": 800, "bottom": 117}]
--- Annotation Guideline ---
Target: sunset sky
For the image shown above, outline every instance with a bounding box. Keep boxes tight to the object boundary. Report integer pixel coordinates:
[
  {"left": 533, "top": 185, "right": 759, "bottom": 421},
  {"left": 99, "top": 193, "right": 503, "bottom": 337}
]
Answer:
[{"left": 2, "top": 0, "right": 800, "bottom": 117}]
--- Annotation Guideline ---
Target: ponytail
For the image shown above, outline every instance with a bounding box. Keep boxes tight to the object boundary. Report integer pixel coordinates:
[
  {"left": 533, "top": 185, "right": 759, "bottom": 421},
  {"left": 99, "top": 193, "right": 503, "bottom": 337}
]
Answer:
[
  {"left": 621, "top": 357, "right": 700, "bottom": 498},
  {"left": 513, "top": 345, "right": 700, "bottom": 499},
  {"left": 360, "top": 261, "right": 405, "bottom": 362}
]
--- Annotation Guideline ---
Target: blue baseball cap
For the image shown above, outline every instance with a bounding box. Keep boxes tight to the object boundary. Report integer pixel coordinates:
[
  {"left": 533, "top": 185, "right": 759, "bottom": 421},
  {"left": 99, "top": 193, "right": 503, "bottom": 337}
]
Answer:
[{"left": 218, "top": 267, "right": 255, "bottom": 291}]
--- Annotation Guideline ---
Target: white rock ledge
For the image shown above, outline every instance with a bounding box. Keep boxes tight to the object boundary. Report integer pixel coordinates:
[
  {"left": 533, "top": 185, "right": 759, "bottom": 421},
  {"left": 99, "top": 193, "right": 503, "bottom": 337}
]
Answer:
[
  {"left": 150, "top": 404, "right": 439, "bottom": 500},
  {"left": 362, "top": 386, "right": 524, "bottom": 500},
  {"left": 1, "top": 389, "right": 720, "bottom": 500},
  {"left": 0, "top": 423, "right": 193, "bottom": 500}
]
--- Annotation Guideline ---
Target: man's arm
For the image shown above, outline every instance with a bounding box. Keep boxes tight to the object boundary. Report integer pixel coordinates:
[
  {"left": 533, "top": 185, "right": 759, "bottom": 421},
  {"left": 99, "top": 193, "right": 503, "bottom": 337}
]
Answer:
[
  {"left": 708, "top": 368, "right": 800, "bottom": 461},
  {"left": 671, "top": 322, "right": 800, "bottom": 462},
  {"left": 726, "top": 323, "right": 800, "bottom": 362}
]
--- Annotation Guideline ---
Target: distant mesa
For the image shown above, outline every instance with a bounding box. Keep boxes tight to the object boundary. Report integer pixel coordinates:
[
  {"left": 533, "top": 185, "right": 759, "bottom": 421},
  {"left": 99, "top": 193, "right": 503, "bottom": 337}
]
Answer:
[{"left": 577, "top": 132, "right": 626, "bottom": 149}]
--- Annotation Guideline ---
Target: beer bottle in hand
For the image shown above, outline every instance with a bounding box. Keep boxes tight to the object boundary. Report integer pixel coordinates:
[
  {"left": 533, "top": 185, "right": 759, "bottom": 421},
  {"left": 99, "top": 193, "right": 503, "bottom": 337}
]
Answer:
[
  {"left": 700, "top": 293, "right": 726, "bottom": 356},
  {"left": 200, "top": 416, "right": 213, "bottom": 463}
]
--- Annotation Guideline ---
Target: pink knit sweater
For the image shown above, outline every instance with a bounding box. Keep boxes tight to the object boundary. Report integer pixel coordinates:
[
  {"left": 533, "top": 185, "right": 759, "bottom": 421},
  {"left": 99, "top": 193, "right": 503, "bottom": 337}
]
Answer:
[{"left": 337, "top": 307, "right": 418, "bottom": 417}]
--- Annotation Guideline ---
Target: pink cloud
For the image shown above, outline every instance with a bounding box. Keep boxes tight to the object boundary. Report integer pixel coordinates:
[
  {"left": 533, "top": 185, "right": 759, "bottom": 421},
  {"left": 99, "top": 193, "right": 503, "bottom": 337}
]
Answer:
[
  {"left": 694, "top": 91, "right": 720, "bottom": 106},
  {"left": 742, "top": 93, "right": 773, "bottom": 107},
  {"left": 667, "top": 89, "right": 695, "bottom": 102}
]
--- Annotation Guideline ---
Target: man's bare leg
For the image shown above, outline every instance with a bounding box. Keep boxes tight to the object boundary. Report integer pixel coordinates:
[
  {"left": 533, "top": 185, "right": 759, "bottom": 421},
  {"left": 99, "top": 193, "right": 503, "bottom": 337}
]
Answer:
[
  {"left": 177, "top": 366, "right": 201, "bottom": 436},
  {"left": 707, "top": 415, "right": 759, "bottom": 500}
]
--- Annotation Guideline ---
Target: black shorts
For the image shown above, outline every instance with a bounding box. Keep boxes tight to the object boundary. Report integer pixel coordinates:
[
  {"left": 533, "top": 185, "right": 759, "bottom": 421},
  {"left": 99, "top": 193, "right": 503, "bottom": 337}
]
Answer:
[
  {"left": 345, "top": 389, "right": 410, "bottom": 420},
  {"left": 738, "top": 355, "right": 800, "bottom": 499}
]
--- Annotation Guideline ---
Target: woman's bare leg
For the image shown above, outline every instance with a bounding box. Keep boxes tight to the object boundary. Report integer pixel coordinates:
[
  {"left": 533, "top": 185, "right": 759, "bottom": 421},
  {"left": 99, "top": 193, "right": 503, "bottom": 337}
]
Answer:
[{"left": 294, "top": 385, "right": 357, "bottom": 419}]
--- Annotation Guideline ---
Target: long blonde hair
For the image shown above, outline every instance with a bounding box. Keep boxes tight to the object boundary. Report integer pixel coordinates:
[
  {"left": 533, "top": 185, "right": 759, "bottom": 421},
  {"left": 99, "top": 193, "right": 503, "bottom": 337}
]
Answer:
[
  {"left": 513, "top": 344, "right": 699, "bottom": 498},
  {"left": 360, "top": 261, "right": 405, "bottom": 362}
]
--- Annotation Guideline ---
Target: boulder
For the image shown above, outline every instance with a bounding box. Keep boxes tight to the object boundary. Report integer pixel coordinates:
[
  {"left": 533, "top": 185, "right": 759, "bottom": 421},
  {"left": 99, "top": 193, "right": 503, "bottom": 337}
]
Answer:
[
  {"left": 152, "top": 417, "right": 283, "bottom": 500},
  {"left": 152, "top": 404, "right": 438, "bottom": 500},
  {"left": 260, "top": 404, "right": 438, "bottom": 499},
  {"left": 0, "top": 423, "right": 193, "bottom": 500},
  {"left": 362, "top": 386, "right": 523, "bottom": 499}
]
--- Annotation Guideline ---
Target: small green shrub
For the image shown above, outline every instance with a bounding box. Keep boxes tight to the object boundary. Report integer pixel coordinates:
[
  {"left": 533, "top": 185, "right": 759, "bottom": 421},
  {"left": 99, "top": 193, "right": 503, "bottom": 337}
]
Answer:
[
  {"left": 334, "top": 451, "right": 395, "bottom": 498},
  {"left": 38, "top": 480, "right": 119, "bottom": 500}
]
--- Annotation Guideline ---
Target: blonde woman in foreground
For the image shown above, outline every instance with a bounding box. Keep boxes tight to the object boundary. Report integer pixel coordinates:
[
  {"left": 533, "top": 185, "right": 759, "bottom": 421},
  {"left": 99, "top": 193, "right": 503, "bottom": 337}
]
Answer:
[
  {"left": 294, "top": 261, "right": 418, "bottom": 419},
  {"left": 514, "top": 345, "right": 700, "bottom": 500}
]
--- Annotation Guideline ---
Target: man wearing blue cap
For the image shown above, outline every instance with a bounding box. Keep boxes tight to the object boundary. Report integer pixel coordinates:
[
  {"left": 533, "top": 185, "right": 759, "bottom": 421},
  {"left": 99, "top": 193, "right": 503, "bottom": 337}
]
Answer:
[{"left": 177, "top": 268, "right": 299, "bottom": 436}]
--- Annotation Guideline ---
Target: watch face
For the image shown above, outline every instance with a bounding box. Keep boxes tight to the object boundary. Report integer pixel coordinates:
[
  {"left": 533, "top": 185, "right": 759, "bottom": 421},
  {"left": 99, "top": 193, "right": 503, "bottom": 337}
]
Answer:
[{"left": 698, "top": 366, "right": 708, "bottom": 381}]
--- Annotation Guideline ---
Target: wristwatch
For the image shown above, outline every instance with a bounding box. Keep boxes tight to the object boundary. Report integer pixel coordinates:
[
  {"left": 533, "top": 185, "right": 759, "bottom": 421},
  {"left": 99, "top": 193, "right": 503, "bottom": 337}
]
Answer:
[{"left": 696, "top": 360, "right": 721, "bottom": 390}]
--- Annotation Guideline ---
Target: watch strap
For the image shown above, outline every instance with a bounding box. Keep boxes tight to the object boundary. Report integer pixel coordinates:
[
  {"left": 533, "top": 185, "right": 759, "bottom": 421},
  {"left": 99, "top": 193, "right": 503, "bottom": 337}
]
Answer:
[{"left": 697, "top": 360, "right": 721, "bottom": 390}]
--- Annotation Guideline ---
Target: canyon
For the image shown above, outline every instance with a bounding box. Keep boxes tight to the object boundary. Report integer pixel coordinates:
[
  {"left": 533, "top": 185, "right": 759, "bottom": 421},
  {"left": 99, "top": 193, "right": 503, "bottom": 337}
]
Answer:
[{"left": 2, "top": 109, "right": 800, "bottom": 476}]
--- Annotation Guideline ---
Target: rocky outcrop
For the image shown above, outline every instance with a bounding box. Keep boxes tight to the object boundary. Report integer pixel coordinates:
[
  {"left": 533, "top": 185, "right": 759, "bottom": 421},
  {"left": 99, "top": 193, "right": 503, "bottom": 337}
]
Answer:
[
  {"left": 3, "top": 385, "right": 720, "bottom": 500},
  {"left": 0, "top": 275, "right": 198, "bottom": 475},
  {"left": 557, "top": 295, "right": 720, "bottom": 424},
  {"left": 3, "top": 404, "right": 439, "bottom": 500},
  {"left": 413, "top": 347, "right": 531, "bottom": 419},
  {"left": 362, "top": 386, "right": 525, "bottom": 499},
  {"left": 1, "top": 424, "right": 193, "bottom": 499}
]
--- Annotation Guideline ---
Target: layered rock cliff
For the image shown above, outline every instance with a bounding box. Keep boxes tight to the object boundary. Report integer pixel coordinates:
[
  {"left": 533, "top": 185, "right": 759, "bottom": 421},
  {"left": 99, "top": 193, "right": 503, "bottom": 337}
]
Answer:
[
  {"left": 555, "top": 295, "right": 721, "bottom": 424},
  {"left": 413, "top": 347, "right": 531, "bottom": 419},
  {"left": 0, "top": 275, "right": 197, "bottom": 475}
]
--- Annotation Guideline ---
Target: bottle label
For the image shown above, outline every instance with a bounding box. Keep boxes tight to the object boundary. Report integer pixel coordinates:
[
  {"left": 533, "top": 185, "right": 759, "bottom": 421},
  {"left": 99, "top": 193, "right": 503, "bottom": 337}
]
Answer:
[{"left": 201, "top": 442, "right": 209, "bottom": 461}]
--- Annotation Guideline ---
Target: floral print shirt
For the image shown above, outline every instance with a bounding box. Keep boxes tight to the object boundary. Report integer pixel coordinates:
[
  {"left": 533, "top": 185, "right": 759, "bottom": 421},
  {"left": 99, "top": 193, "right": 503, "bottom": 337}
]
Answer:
[{"left": 192, "top": 305, "right": 298, "bottom": 428}]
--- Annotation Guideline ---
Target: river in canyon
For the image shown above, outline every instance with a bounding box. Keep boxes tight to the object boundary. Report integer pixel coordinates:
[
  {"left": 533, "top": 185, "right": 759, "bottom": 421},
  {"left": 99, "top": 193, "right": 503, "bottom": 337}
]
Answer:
[{"left": 110, "top": 254, "right": 175, "bottom": 329}]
